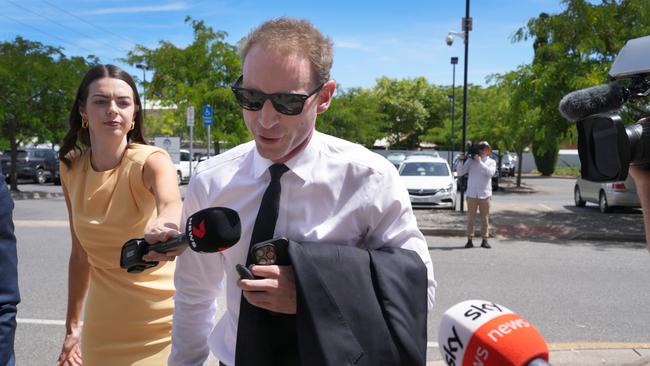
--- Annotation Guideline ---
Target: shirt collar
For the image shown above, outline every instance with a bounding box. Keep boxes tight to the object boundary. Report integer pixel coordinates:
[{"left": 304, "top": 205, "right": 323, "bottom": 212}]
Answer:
[{"left": 251, "top": 131, "right": 321, "bottom": 183}]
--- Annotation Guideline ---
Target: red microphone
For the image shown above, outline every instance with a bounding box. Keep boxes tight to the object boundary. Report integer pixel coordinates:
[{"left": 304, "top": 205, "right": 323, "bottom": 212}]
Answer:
[{"left": 438, "top": 300, "right": 550, "bottom": 366}]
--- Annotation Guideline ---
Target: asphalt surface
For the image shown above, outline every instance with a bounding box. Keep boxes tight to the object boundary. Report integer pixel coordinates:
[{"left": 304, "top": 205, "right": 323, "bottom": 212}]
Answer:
[
  {"left": 8, "top": 176, "right": 650, "bottom": 365},
  {"left": 414, "top": 176, "right": 646, "bottom": 243}
]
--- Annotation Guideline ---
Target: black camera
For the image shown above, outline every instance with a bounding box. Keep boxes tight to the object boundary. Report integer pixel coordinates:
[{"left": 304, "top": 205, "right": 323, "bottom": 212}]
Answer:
[
  {"left": 560, "top": 35, "right": 650, "bottom": 182},
  {"left": 120, "top": 238, "right": 158, "bottom": 273},
  {"left": 466, "top": 142, "right": 481, "bottom": 160}
]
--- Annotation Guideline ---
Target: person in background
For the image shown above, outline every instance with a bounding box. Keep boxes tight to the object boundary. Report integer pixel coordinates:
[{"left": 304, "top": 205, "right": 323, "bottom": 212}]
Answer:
[
  {"left": 169, "top": 17, "right": 436, "bottom": 366},
  {"left": 56, "top": 64, "right": 182, "bottom": 366},
  {"left": 628, "top": 165, "right": 650, "bottom": 253},
  {"left": 457, "top": 141, "right": 497, "bottom": 249},
  {"left": 0, "top": 171, "right": 20, "bottom": 366}
]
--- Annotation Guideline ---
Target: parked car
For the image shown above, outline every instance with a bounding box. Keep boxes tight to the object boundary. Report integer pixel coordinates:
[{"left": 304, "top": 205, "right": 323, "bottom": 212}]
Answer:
[
  {"left": 383, "top": 150, "right": 441, "bottom": 169},
  {"left": 574, "top": 175, "right": 640, "bottom": 213},
  {"left": 489, "top": 152, "right": 500, "bottom": 190},
  {"left": 175, "top": 149, "right": 199, "bottom": 184},
  {"left": 1, "top": 148, "right": 60, "bottom": 185},
  {"left": 386, "top": 152, "right": 408, "bottom": 169},
  {"left": 500, "top": 152, "right": 517, "bottom": 177},
  {"left": 398, "top": 155, "right": 456, "bottom": 209}
]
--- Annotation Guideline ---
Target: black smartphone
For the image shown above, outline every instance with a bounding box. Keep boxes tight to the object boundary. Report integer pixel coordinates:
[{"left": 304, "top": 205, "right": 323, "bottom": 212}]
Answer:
[
  {"left": 250, "top": 237, "right": 290, "bottom": 265},
  {"left": 236, "top": 264, "right": 255, "bottom": 280}
]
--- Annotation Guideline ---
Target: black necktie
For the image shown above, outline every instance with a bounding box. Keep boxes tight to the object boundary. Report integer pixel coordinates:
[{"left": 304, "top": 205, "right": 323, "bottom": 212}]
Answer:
[
  {"left": 235, "top": 164, "right": 290, "bottom": 366},
  {"left": 246, "top": 164, "right": 289, "bottom": 265}
]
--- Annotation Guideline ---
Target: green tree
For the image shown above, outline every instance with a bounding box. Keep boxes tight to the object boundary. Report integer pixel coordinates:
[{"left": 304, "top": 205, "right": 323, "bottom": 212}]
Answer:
[
  {"left": 123, "top": 16, "right": 246, "bottom": 151},
  {"left": 426, "top": 84, "right": 507, "bottom": 153},
  {"left": 513, "top": 0, "right": 650, "bottom": 175},
  {"left": 317, "top": 86, "right": 388, "bottom": 147},
  {"left": 374, "top": 77, "right": 446, "bottom": 149},
  {"left": 493, "top": 66, "right": 541, "bottom": 186},
  {"left": 0, "top": 36, "right": 96, "bottom": 191}
]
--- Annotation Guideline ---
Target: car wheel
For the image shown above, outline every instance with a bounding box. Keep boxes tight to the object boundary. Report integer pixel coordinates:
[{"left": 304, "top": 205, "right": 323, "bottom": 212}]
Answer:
[
  {"left": 574, "top": 185, "right": 586, "bottom": 207},
  {"left": 599, "top": 190, "right": 610, "bottom": 213},
  {"left": 35, "top": 169, "right": 47, "bottom": 185}
]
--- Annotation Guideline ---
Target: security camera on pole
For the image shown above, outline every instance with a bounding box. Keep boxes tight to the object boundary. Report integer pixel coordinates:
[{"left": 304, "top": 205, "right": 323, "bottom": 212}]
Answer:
[{"left": 202, "top": 104, "right": 213, "bottom": 158}]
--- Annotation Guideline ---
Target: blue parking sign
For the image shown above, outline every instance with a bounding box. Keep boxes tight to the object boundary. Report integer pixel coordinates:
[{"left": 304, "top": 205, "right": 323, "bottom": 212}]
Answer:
[{"left": 202, "top": 105, "right": 213, "bottom": 126}]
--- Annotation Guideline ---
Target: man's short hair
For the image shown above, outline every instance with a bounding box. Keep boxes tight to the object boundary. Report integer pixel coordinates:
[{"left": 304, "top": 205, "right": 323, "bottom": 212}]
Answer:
[{"left": 238, "top": 17, "right": 334, "bottom": 85}]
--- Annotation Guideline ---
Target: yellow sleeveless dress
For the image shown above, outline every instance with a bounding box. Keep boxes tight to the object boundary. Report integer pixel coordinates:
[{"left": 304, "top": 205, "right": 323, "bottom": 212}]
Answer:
[{"left": 61, "top": 144, "right": 175, "bottom": 365}]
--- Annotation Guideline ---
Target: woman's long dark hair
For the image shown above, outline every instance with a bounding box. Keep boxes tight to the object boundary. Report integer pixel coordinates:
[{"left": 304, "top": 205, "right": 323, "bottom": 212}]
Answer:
[{"left": 59, "top": 64, "right": 147, "bottom": 167}]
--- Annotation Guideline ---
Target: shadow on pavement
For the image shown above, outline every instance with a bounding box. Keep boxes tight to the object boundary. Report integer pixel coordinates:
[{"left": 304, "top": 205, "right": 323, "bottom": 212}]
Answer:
[{"left": 493, "top": 209, "right": 645, "bottom": 249}]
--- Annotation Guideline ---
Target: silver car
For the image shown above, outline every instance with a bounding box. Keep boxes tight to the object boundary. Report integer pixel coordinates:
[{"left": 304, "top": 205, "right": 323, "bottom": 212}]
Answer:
[
  {"left": 574, "top": 175, "right": 640, "bottom": 213},
  {"left": 398, "top": 156, "right": 457, "bottom": 209}
]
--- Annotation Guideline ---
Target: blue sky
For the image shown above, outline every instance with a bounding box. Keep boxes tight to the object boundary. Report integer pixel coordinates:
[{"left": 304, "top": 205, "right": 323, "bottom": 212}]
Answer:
[{"left": 1, "top": 0, "right": 564, "bottom": 89}]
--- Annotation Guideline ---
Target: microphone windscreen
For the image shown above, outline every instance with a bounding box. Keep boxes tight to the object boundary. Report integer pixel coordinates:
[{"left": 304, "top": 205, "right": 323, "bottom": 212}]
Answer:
[
  {"left": 438, "top": 300, "right": 549, "bottom": 366},
  {"left": 185, "top": 207, "right": 241, "bottom": 252},
  {"left": 558, "top": 82, "right": 626, "bottom": 122}
]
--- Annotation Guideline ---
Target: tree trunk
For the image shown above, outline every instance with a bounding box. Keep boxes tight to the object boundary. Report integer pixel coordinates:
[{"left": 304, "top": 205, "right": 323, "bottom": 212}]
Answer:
[{"left": 516, "top": 150, "right": 524, "bottom": 187}]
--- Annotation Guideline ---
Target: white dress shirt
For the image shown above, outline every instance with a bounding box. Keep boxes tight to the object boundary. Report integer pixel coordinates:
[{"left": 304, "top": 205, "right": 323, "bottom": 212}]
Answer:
[
  {"left": 457, "top": 155, "right": 497, "bottom": 199},
  {"left": 169, "top": 131, "right": 436, "bottom": 366}
]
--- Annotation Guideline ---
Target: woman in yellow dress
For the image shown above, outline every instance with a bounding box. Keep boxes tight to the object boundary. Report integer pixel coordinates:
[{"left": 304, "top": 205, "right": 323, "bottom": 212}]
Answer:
[{"left": 56, "top": 64, "right": 182, "bottom": 365}]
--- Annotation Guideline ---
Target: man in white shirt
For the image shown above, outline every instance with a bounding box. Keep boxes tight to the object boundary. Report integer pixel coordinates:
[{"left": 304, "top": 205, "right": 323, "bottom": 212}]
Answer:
[
  {"left": 456, "top": 141, "right": 497, "bottom": 249},
  {"left": 169, "top": 18, "right": 436, "bottom": 366}
]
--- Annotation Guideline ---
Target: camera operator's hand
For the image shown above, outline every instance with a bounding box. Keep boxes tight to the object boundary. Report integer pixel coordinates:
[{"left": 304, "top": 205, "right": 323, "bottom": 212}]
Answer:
[
  {"left": 473, "top": 154, "right": 481, "bottom": 162},
  {"left": 629, "top": 165, "right": 650, "bottom": 253}
]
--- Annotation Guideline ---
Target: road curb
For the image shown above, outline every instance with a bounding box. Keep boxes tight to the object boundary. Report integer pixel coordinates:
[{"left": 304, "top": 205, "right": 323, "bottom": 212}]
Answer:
[
  {"left": 10, "top": 191, "right": 64, "bottom": 200},
  {"left": 419, "top": 226, "right": 646, "bottom": 242}
]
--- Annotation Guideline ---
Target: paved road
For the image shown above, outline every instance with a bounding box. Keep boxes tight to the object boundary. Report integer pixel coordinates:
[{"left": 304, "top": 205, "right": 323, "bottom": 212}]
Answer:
[{"left": 9, "top": 177, "right": 650, "bottom": 365}]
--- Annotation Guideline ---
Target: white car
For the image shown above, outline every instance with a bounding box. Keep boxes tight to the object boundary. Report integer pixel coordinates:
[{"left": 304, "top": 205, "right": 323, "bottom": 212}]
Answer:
[
  {"left": 175, "top": 150, "right": 199, "bottom": 184},
  {"left": 398, "top": 156, "right": 457, "bottom": 209},
  {"left": 574, "top": 174, "right": 640, "bottom": 213}
]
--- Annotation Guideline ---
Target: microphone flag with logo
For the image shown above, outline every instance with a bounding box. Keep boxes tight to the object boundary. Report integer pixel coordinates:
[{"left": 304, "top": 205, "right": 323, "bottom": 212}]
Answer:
[{"left": 438, "top": 300, "right": 549, "bottom": 366}]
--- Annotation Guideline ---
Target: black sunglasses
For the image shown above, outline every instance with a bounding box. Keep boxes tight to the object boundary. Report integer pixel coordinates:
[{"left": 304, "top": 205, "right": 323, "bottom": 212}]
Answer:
[{"left": 230, "top": 76, "right": 325, "bottom": 116}]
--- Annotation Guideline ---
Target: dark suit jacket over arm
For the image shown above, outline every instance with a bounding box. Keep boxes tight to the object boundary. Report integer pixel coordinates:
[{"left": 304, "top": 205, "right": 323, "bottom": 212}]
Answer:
[{"left": 289, "top": 242, "right": 428, "bottom": 366}]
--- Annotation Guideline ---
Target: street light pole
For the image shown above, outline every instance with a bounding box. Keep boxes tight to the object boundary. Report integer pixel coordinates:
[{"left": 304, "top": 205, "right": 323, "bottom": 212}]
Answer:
[
  {"left": 460, "top": 0, "right": 472, "bottom": 212},
  {"left": 450, "top": 56, "right": 458, "bottom": 167},
  {"left": 135, "top": 63, "right": 150, "bottom": 123},
  {"left": 447, "top": 1, "right": 472, "bottom": 211}
]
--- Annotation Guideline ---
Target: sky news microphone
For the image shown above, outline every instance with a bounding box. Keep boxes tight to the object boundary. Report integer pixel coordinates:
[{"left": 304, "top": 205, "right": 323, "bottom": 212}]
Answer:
[
  {"left": 120, "top": 207, "right": 241, "bottom": 273},
  {"left": 438, "top": 300, "right": 550, "bottom": 366},
  {"left": 558, "top": 82, "right": 628, "bottom": 122}
]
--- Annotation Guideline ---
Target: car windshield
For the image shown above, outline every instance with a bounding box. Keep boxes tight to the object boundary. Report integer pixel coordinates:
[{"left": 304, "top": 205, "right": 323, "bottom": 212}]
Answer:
[
  {"left": 400, "top": 162, "right": 450, "bottom": 177},
  {"left": 386, "top": 153, "right": 407, "bottom": 165}
]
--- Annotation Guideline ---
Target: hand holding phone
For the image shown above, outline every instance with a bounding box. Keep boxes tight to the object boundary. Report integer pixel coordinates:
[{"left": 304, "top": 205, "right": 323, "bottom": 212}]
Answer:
[
  {"left": 237, "top": 237, "right": 290, "bottom": 281},
  {"left": 251, "top": 237, "right": 290, "bottom": 265}
]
